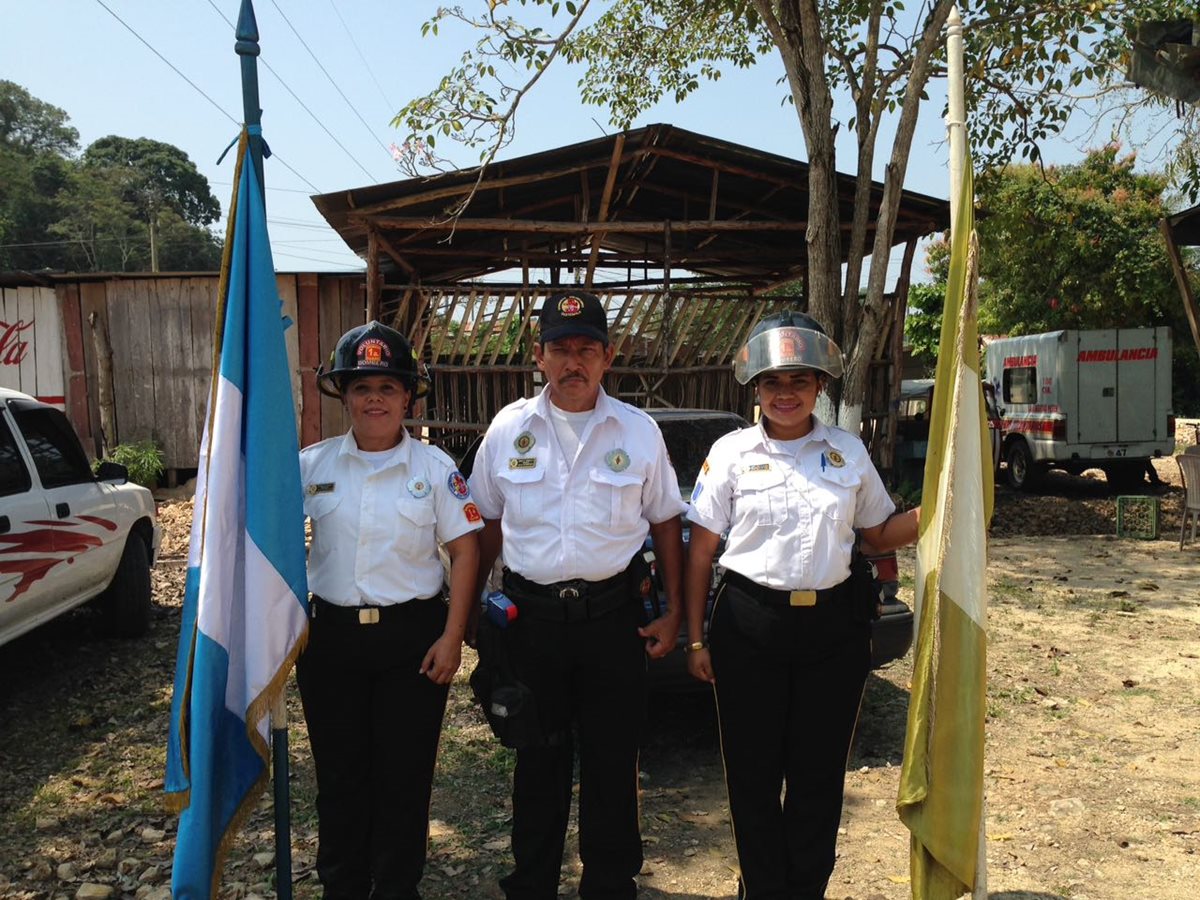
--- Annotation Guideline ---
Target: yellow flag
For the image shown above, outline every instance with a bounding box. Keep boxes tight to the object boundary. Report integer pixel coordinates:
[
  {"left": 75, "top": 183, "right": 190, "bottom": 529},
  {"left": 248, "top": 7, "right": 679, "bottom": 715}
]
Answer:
[{"left": 896, "top": 158, "right": 992, "bottom": 899}]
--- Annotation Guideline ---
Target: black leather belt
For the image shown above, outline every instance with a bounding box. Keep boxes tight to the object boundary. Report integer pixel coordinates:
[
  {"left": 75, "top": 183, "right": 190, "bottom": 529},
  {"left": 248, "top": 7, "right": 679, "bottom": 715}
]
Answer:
[
  {"left": 310, "top": 594, "right": 440, "bottom": 625},
  {"left": 503, "top": 569, "right": 633, "bottom": 623},
  {"left": 722, "top": 570, "right": 848, "bottom": 608}
]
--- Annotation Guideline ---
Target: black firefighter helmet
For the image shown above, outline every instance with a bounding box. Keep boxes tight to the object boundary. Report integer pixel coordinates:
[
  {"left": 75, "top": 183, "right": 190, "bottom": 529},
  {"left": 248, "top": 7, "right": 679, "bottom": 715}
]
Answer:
[{"left": 316, "top": 321, "right": 430, "bottom": 399}]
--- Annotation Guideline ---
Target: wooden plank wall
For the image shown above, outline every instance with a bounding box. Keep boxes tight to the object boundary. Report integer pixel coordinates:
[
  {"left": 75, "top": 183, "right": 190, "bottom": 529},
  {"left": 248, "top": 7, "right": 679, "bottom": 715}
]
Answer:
[
  {"left": 38, "top": 275, "right": 904, "bottom": 472},
  {"left": 51, "top": 273, "right": 360, "bottom": 472},
  {"left": 0, "top": 286, "right": 65, "bottom": 407}
]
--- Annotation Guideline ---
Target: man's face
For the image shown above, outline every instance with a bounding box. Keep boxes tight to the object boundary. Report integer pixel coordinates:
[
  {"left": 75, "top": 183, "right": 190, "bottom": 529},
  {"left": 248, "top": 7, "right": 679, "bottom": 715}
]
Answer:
[{"left": 534, "top": 335, "right": 615, "bottom": 412}]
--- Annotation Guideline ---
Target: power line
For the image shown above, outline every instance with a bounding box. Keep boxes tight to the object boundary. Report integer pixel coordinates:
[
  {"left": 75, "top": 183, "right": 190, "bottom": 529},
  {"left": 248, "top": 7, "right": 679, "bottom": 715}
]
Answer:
[
  {"left": 327, "top": 0, "right": 395, "bottom": 113},
  {"left": 203, "top": 0, "right": 375, "bottom": 183},
  {"left": 91, "top": 0, "right": 320, "bottom": 194},
  {"left": 266, "top": 0, "right": 395, "bottom": 166},
  {"left": 93, "top": 0, "right": 237, "bottom": 127}
]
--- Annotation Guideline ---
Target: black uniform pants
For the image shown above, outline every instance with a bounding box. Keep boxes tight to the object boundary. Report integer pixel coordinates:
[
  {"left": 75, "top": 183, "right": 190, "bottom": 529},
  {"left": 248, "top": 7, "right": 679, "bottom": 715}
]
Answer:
[
  {"left": 296, "top": 598, "right": 450, "bottom": 900},
  {"left": 498, "top": 598, "right": 647, "bottom": 900},
  {"left": 708, "top": 580, "right": 871, "bottom": 900}
]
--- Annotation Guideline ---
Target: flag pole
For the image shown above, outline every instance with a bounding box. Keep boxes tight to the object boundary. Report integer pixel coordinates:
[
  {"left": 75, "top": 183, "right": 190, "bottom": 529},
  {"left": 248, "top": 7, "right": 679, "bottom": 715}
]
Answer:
[
  {"left": 946, "top": 7, "right": 988, "bottom": 898},
  {"left": 235, "top": 3, "right": 293, "bottom": 899},
  {"left": 946, "top": 4, "right": 965, "bottom": 237}
]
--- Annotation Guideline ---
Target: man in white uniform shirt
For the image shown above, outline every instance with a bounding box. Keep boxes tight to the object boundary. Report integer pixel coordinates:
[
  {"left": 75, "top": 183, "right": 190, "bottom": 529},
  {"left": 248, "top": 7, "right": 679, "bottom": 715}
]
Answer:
[{"left": 469, "top": 291, "right": 686, "bottom": 900}]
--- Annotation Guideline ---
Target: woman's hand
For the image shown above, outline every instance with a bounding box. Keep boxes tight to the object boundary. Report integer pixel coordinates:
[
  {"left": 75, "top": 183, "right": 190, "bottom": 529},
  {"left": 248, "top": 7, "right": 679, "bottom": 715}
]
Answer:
[
  {"left": 687, "top": 647, "right": 715, "bottom": 684},
  {"left": 419, "top": 633, "right": 462, "bottom": 685}
]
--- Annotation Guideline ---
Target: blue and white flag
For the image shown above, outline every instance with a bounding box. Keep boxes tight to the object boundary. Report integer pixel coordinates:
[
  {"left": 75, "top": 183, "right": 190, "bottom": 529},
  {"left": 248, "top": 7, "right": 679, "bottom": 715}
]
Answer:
[{"left": 165, "top": 126, "right": 308, "bottom": 900}]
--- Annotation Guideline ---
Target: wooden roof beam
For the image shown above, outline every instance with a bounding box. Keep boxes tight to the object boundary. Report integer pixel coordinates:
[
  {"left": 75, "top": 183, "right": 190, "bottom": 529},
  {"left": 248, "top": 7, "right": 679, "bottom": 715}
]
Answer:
[
  {"left": 585, "top": 134, "right": 626, "bottom": 289},
  {"left": 358, "top": 216, "right": 815, "bottom": 234}
]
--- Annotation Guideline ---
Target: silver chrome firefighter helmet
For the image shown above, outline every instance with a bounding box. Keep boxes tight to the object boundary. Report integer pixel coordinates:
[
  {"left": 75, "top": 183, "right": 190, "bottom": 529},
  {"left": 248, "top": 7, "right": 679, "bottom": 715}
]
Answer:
[{"left": 733, "top": 311, "right": 843, "bottom": 385}]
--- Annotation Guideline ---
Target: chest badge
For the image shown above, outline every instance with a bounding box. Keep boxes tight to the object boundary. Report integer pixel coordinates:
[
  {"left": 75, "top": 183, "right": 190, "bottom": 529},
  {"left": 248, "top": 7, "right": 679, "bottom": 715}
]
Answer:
[
  {"left": 406, "top": 477, "right": 431, "bottom": 499},
  {"left": 605, "top": 448, "right": 630, "bottom": 472},
  {"left": 448, "top": 471, "right": 471, "bottom": 499},
  {"left": 826, "top": 450, "right": 846, "bottom": 468},
  {"left": 306, "top": 482, "right": 335, "bottom": 496},
  {"left": 513, "top": 431, "right": 536, "bottom": 454},
  {"left": 509, "top": 457, "right": 537, "bottom": 470},
  {"left": 746, "top": 463, "right": 771, "bottom": 473}
]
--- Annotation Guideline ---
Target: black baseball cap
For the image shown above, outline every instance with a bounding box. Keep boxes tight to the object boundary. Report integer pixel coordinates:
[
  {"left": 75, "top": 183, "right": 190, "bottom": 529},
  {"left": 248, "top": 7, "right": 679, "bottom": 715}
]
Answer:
[{"left": 538, "top": 291, "right": 609, "bottom": 345}]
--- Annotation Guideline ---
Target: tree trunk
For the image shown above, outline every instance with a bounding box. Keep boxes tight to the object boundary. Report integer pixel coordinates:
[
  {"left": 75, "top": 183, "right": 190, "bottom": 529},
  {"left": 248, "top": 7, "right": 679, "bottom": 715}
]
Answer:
[{"left": 149, "top": 211, "right": 159, "bottom": 273}]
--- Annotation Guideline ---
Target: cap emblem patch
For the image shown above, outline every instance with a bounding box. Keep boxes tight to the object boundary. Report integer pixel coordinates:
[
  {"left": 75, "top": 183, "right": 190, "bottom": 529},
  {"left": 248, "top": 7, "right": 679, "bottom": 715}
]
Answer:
[
  {"left": 558, "top": 295, "right": 584, "bottom": 316},
  {"left": 358, "top": 338, "right": 391, "bottom": 367}
]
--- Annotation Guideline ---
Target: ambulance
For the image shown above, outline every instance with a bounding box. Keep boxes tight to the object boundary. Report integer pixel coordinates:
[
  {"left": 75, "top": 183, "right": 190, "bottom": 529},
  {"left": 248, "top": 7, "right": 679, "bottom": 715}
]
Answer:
[{"left": 984, "top": 327, "right": 1175, "bottom": 491}]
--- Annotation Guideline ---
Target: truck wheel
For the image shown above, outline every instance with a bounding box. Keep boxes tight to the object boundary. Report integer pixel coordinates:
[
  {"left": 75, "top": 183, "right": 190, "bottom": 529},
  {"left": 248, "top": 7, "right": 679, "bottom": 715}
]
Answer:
[
  {"left": 1005, "top": 440, "right": 1042, "bottom": 491},
  {"left": 1103, "top": 461, "right": 1146, "bottom": 493},
  {"left": 101, "top": 535, "right": 152, "bottom": 638}
]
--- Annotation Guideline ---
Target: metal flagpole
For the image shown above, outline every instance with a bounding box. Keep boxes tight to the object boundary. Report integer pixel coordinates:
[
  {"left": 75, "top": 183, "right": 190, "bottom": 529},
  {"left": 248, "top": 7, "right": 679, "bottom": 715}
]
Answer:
[{"left": 234, "top": 3, "right": 293, "bottom": 899}]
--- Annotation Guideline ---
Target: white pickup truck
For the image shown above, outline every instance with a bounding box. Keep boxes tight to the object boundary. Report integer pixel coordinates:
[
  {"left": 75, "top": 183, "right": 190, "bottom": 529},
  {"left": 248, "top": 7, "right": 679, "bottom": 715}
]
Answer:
[{"left": 0, "top": 388, "right": 160, "bottom": 647}]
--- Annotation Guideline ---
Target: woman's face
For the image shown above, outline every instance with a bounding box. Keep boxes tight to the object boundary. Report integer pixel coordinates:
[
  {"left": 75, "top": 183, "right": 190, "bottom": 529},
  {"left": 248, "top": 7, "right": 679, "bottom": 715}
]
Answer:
[
  {"left": 756, "top": 369, "right": 823, "bottom": 439},
  {"left": 344, "top": 374, "right": 411, "bottom": 451}
]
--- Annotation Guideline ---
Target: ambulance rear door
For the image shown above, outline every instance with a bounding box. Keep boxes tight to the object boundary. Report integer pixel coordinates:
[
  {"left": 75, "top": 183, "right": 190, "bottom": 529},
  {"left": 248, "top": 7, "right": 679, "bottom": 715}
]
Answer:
[{"left": 1074, "top": 329, "right": 1117, "bottom": 445}]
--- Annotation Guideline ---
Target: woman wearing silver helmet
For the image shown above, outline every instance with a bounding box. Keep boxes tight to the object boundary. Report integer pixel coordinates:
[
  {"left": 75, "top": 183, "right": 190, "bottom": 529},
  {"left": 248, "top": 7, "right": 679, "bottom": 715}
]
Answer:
[
  {"left": 298, "top": 321, "right": 482, "bottom": 900},
  {"left": 683, "top": 312, "right": 918, "bottom": 900}
]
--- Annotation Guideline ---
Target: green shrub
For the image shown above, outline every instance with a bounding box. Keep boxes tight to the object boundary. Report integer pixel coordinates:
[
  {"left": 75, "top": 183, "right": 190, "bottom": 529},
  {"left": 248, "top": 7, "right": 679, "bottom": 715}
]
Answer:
[{"left": 95, "top": 440, "right": 165, "bottom": 488}]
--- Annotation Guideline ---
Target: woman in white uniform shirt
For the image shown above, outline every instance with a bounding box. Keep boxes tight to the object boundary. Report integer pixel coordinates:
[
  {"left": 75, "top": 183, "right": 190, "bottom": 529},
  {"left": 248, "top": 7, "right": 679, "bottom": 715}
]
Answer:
[
  {"left": 298, "top": 322, "right": 482, "bottom": 900},
  {"left": 684, "top": 312, "right": 918, "bottom": 900}
]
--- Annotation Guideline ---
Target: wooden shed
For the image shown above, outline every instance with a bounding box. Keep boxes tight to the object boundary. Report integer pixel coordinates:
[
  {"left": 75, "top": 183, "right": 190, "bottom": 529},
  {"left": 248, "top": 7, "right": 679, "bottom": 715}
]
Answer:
[{"left": 312, "top": 124, "right": 950, "bottom": 461}]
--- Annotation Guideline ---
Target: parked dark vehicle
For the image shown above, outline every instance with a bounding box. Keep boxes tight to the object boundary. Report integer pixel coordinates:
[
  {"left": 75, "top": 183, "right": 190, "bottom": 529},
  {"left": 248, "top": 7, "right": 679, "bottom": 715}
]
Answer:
[{"left": 457, "top": 407, "right": 914, "bottom": 691}]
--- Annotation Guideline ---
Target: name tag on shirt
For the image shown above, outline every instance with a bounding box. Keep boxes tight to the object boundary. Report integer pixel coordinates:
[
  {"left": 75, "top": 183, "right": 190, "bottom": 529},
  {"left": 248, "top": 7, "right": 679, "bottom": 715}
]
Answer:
[
  {"left": 306, "top": 482, "right": 335, "bottom": 496},
  {"left": 509, "top": 457, "right": 537, "bottom": 470},
  {"left": 746, "top": 463, "right": 771, "bottom": 473}
]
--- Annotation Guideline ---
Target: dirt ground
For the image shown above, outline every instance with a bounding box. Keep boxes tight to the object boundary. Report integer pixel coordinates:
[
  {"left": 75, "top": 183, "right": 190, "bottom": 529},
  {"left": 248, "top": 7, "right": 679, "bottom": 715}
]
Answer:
[{"left": 1, "top": 458, "right": 1198, "bottom": 900}]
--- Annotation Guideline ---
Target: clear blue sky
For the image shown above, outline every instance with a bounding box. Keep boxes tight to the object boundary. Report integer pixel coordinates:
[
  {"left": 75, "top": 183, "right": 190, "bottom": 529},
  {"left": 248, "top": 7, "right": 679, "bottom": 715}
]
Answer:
[{"left": 1, "top": 0, "right": 1158, "bottom": 281}]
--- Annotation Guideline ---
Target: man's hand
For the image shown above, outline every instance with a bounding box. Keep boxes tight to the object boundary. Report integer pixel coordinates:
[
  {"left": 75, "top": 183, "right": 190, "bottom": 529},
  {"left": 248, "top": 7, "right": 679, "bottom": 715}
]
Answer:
[
  {"left": 420, "top": 633, "right": 463, "bottom": 685},
  {"left": 638, "top": 614, "right": 679, "bottom": 660}
]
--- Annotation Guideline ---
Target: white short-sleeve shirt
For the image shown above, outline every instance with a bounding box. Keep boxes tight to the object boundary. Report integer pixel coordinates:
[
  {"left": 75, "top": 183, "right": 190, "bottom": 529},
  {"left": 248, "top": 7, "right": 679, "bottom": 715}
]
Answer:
[
  {"left": 469, "top": 387, "right": 687, "bottom": 584},
  {"left": 301, "top": 430, "right": 483, "bottom": 606},
  {"left": 687, "top": 417, "right": 895, "bottom": 591}
]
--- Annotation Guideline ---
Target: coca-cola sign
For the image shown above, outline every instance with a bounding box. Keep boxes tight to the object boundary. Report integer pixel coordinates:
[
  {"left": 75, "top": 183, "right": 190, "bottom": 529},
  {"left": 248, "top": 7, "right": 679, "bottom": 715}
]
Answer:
[{"left": 0, "top": 319, "right": 33, "bottom": 366}]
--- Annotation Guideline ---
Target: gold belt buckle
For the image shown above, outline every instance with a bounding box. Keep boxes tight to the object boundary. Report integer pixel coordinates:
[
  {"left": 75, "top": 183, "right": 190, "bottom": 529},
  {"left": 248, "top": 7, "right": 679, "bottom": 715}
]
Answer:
[
  {"left": 788, "top": 590, "right": 817, "bottom": 607},
  {"left": 358, "top": 607, "right": 381, "bottom": 625}
]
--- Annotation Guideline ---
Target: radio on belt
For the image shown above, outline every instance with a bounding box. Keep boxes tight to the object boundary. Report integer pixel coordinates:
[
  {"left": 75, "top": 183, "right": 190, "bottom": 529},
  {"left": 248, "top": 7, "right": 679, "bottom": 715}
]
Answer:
[{"left": 485, "top": 591, "right": 519, "bottom": 628}]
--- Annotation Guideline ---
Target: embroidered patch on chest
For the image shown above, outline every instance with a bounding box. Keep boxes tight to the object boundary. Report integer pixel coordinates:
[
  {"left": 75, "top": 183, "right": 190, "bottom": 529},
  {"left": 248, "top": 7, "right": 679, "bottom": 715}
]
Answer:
[{"left": 605, "top": 448, "right": 631, "bottom": 472}]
